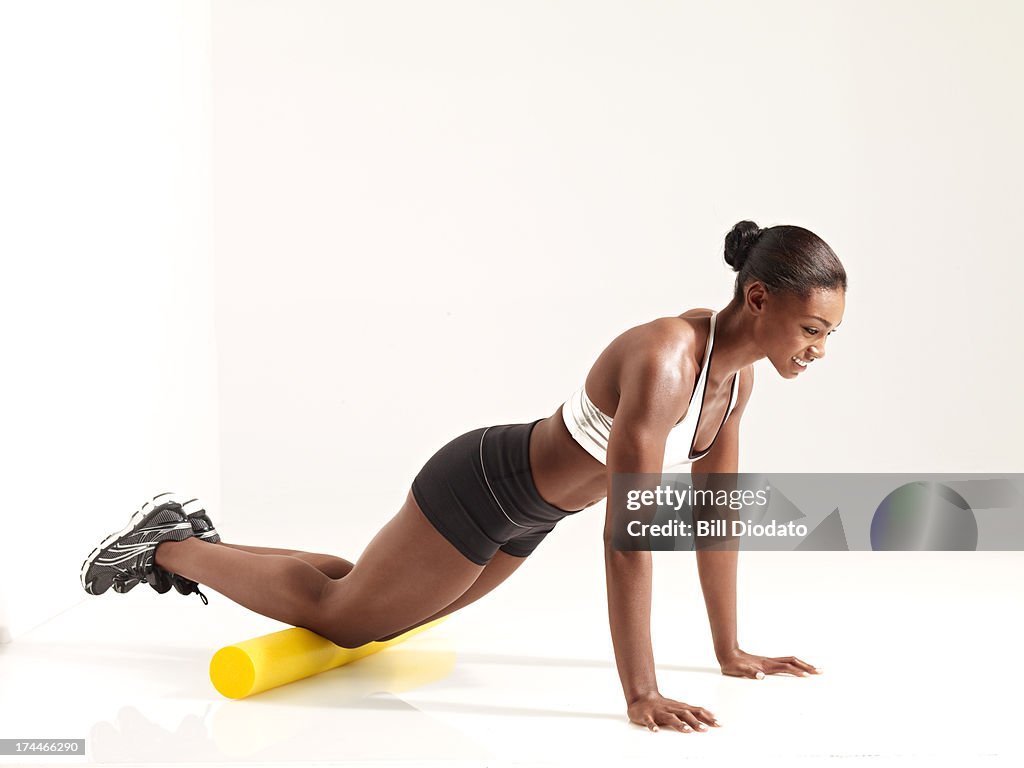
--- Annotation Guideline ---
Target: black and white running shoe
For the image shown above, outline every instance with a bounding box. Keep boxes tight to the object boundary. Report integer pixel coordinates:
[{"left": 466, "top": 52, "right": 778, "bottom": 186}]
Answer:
[
  {"left": 80, "top": 492, "right": 195, "bottom": 596},
  {"left": 146, "top": 565, "right": 210, "bottom": 605},
  {"left": 146, "top": 495, "right": 218, "bottom": 604},
  {"left": 181, "top": 496, "right": 221, "bottom": 544}
]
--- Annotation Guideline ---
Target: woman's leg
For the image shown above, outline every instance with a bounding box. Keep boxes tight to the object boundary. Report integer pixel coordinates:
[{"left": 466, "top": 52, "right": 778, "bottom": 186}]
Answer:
[
  {"left": 154, "top": 489, "right": 486, "bottom": 648},
  {"left": 215, "top": 543, "right": 354, "bottom": 579},
  {"left": 375, "top": 550, "right": 529, "bottom": 641}
]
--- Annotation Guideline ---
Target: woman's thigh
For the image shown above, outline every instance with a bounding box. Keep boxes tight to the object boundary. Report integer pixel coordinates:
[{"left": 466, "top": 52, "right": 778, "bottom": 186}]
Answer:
[
  {"left": 314, "top": 489, "right": 486, "bottom": 647},
  {"left": 375, "top": 549, "right": 530, "bottom": 641}
]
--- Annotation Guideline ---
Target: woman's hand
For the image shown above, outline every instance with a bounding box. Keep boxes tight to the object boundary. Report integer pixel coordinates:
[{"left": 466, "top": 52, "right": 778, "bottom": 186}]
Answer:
[
  {"left": 719, "top": 648, "right": 822, "bottom": 679},
  {"left": 627, "top": 691, "right": 721, "bottom": 733}
]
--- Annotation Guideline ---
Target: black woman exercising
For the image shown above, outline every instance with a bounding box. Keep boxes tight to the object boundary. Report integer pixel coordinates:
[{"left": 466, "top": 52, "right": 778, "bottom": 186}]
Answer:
[{"left": 81, "top": 219, "right": 847, "bottom": 734}]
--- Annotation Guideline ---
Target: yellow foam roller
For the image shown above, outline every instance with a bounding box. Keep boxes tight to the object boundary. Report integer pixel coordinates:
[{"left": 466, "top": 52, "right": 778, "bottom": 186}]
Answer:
[{"left": 209, "top": 616, "right": 449, "bottom": 699}]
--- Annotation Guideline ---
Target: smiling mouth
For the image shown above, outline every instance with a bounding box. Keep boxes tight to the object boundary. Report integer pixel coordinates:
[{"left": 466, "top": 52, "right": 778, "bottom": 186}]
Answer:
[{"left": 791, "top": 356, "right": 812, "bottom": 368}]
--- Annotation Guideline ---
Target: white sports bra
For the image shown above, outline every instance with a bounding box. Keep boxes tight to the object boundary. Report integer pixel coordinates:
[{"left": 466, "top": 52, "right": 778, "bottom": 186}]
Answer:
[{"left": 561, "top": 311, "right": 740, "bottom": 470}]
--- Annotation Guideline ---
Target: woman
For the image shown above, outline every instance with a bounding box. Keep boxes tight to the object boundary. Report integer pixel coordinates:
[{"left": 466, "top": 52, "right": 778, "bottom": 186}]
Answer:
[{"left": 81, "top": 219, "right": 846, "bottom": 734}]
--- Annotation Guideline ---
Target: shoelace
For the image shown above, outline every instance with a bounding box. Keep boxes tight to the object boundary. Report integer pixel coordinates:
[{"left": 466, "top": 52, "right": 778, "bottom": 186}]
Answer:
[
  {"left": 167, "top": 571, "right": 209, "bottom": 605},
  {"left": 145, "top": 565, "right": 210, "bottom": 605},
  {"left": 180, "top": 580, "right": 209, "bottom": 606}
]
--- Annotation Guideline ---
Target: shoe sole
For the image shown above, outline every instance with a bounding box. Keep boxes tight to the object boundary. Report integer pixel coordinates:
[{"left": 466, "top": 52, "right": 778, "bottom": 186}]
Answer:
[{"left": 79, "top": 491, "right": 187, "bottom": 595}]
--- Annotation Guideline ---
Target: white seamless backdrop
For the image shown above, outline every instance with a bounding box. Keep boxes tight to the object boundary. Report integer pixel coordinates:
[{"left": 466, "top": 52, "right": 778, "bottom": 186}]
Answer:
[
  {"left": 3, "top": 0, "right": 1022, "bottom": 645},
  {"left": 1, "top": 1, "right": 218, "bottom": 640},
  {"left": 211, "top": 0, "right": 1022, "bottom": 559}
]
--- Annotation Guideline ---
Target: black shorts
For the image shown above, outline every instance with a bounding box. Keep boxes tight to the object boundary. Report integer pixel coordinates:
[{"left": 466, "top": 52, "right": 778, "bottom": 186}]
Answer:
[{"left": 411, "top": 419, "right": 581, "bottom": 566}]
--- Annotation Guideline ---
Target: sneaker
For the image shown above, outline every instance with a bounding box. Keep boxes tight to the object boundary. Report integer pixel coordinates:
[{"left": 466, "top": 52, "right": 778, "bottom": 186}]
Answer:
[
  {"left": 181, "top": 497, "right": 221, "bottom": 543},
  {"left": 147, "top": 495, "right": 217, "bottom": 604},
  {"left": 145, "top": 563, "right": 209, "bottom": 605},
  {"left": 116, "top": 493, "right": 209, "bottom": 595},
  {"left": 80, "top": 493, "right": 194, "bottom": 596}
]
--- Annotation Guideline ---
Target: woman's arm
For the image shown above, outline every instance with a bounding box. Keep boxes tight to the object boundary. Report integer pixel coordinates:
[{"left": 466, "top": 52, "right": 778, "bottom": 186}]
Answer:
[
  {"left": 604, "top": 548, "right": 658, "bottom": 701},
  {"left": 690, "top": 367, "right": 821, "bottom": 678},
  {"left": 605, "top": 425, "right": 718, "bottom": 731},
  {"left": 689, "top": 366, "right": 750, "bottom": 663},
  {"left": 603, "top": 330, "right": 719, "bottom": 732},
  {"left": 696, "top": 546, "right": 740, "bottom": 663}
]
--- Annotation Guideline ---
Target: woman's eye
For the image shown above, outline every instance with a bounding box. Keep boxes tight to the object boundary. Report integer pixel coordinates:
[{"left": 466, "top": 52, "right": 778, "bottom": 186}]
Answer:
[{"left": 805, "top": 327, "right": 818, "bottom": 335}]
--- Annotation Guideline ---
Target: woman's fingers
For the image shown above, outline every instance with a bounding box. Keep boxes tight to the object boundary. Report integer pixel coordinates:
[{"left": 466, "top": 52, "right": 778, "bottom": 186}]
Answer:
[
  {"left": 699, "top": 707, "right": 722, "bottom": 727},
  {"left": 759, "top": 656, "right": 821, "bottom": 677},
  {"left": 763, "top": 659, "right": 809, "bottom": 677},
  {"left": 722, "top": 663, "right": 762, "bottom": 679},
  {"left": 631, "top": 695, "right": 724, "bottom": 734},
  {"left": 726, "top": 663, "right": 760, "bottom": 679},
  {"left": 723, "top": 653, "right": 821, "bottom": 680},
  {"left": 664, "top": 712, "right": 692, "bottom": 733},
  {"left": 682, "top": 706, "right": 720, "bottom": 727},
  {"left": 663, "top": 698, "right": 718, "bottom": 723},
  {"left": 657, "top": 704, "right": 718, "bottom": 733},
  {"left": 677, "top": 710, "right": 709, "bottom": 731},
  {"left": 792, "top": 657, "right": 819, "bottom": 674},
  {"left": 761, "top": 659, "right": 797, "bottom": 676},
  {"left": 770, "top": 655, "right": 818, "bottom": 674},
  {"left": 643, "top": 711, "right": 688, "bottom": 734}
]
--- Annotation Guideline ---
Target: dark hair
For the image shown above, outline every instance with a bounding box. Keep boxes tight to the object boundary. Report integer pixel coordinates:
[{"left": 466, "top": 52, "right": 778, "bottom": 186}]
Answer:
[{"left": 723, "top": 220, "right": 847, "bottom": 302}]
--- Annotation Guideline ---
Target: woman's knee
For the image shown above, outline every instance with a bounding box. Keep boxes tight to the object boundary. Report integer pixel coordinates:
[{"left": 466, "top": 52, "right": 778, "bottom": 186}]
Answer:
[
  {"left": 294, "top": 552, "right": 354, "bottom": 579},
  {"left": 311, "top": 567, "right": 473, "bottom": 649},
  {"left": 321, "top": 625, "right": 381, "bottom": 649},
  {"left": 308, "top": 578, "right": 391, "bottom": 648}
]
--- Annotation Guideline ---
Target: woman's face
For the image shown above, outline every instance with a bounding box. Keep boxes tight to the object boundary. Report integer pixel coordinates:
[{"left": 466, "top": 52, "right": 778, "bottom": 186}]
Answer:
[{"left": 756, "top": 287, "right": 845, "bottom": 378}]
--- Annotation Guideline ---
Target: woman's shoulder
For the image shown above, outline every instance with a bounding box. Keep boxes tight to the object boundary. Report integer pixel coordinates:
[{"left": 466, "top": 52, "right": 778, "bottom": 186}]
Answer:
[
  {"left": 625, "top": 308, "right": 713, "bottom": 363},
  {"left": 593, "top": 312, "right": 708, "bottom": 404},
  {"left": 584, "top": 309, "right": 711, "bottom": 423}
]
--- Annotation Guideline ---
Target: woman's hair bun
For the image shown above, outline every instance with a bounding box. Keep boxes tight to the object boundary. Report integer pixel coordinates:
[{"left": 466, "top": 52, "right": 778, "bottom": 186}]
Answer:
[{"left": 723, "top": 220, "right": 764, "bottom": 272}]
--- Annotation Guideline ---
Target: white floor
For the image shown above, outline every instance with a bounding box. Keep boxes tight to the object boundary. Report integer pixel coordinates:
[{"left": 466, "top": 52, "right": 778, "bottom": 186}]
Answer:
[{"left": 1, "top": 549, "right": 1021, "bottom": 767}]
